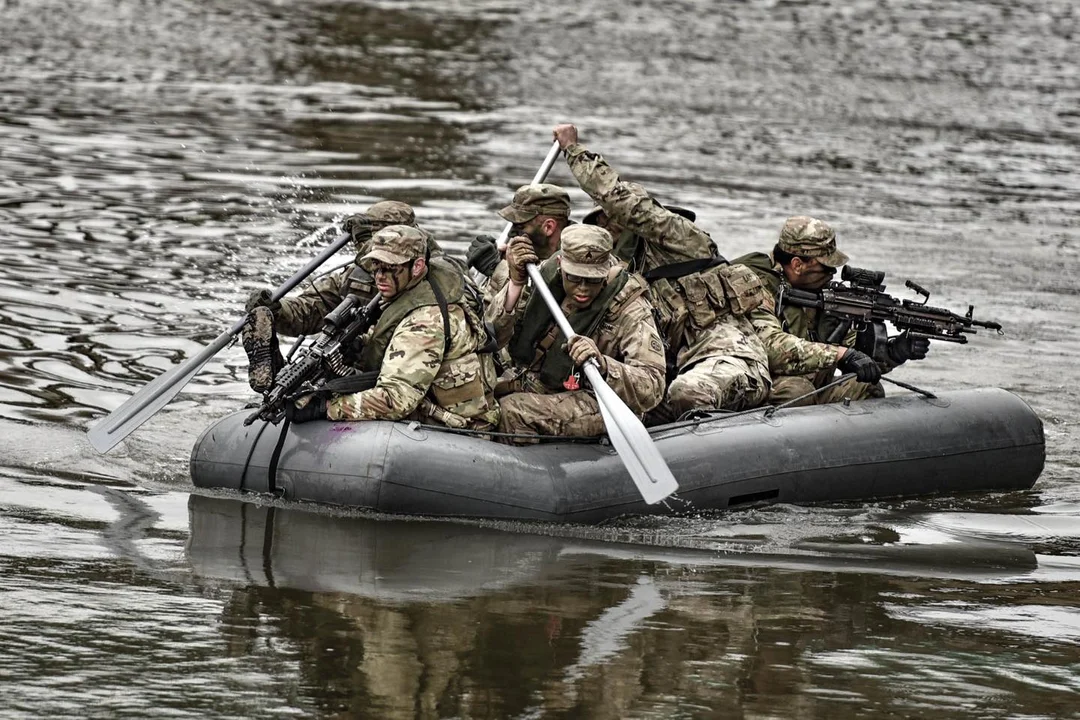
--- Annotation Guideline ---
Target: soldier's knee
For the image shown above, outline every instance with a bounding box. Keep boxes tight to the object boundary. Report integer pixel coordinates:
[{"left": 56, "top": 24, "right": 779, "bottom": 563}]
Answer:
[{"left": 768, "top": 375, "right": 817, "bottom": 406}]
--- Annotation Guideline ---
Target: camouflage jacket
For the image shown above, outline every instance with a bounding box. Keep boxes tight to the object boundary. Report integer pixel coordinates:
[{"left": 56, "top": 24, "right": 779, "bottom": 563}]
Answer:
[
  {"left": 485, "top": 259, "right": 666, "bottom": 416},
  {"left": 327, "top": 260, "right": 499, "bottom": 429},
  {"left": 736, "top": 251, "right": 903, "bottom": 376},
  {"left": 563, "top": 143, "right": 769, "bottom": 374},
  {"left": 277, "top": 231, "right": 445, "bottom": 338},
  {"left": 276, "top": 260, "right": 376, "bottom": 338},
  {"left": 735, "top": 252, "right": 843, "bottom": 376}
]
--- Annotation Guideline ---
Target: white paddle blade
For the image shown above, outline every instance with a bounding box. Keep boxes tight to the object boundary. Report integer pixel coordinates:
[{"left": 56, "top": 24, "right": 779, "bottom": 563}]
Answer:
[{"left": 586, "top": 365, "right": 679, "bottom": 504}]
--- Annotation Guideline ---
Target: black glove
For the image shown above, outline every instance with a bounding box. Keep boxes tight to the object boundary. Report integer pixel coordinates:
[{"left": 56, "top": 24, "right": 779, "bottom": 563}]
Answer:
[
  {"left": 343, "top": 214, "right": 375, "bottom": 245},
  {"left": 245, "top": 288, "right": 281, "bottom": 315},
  {"left": 289, "top": 395, "right": 328, "bottom": 424},
  {"left": 466, "top": 235, "right": 500, "bottom": 277},
  {"left": 887, "top": 332, "right": 930, "bottom": 365},
  {"left": 837, "top": 348, "right": 882, "bottom": 384}
]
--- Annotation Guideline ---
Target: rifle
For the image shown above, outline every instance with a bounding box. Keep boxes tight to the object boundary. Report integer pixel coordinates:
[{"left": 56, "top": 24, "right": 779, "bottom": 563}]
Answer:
[
  {"left": 777, "top": 265, "right": 1003, "bottom": 361},
  {"left": 245, "top": 293, "right": 383, "bottom": 426}
]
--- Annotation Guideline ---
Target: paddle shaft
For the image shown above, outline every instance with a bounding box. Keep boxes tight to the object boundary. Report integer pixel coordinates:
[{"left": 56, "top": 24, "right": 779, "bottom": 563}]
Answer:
[
  {"left": 495, "top": 140, "right": 563, "bottom": 249},
  {"left": 524, "top": 263, "right": 679, "bottom": 504},
  {"left": 86, "top": 227, "right": 354, "bottom": 454}
]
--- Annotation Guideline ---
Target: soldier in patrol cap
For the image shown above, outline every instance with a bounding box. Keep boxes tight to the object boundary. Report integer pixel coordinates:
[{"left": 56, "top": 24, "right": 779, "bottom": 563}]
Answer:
[
  {"left": 466, "top": 183, "right": 572, "bottom": 282},
  {"left": 487, "top": 223, "right": 666, "bottom": 439},
  {"left": 241, "top": 200, "right": 443, "bottom": 394},
  {"left": 736, "top": 216, "right": 930, "bottom": 406},
  {"left": 289, "top": 225, "right": 500, "bottom": 429}
]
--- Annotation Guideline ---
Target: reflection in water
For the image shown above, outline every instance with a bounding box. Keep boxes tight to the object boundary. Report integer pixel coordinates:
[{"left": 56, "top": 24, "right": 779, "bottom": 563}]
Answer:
[{"left": 187, "top": 495, "right": 1080, "bottom": 718}]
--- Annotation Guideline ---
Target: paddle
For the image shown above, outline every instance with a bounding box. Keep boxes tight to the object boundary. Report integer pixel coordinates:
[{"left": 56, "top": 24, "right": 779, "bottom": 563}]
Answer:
[
  {"left": 495, "top": 140, "right": 564, "bottom": 248},
  {"left": 525, "top": 265, "right": 679, "bottom": 504},
  {"left": 86, "top": 226, "right": 355, "bottom": 454}
]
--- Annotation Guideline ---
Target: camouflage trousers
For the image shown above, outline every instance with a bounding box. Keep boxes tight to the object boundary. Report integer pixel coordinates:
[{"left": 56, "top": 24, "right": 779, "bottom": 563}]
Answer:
[
  {"left": 497, "top": 390, "right": 604, "bottom": 441},
  {"left": 768, "top": 368, "right": 884, "bottom": 407},
  {"left": 648, "top": 356, "right": 771, "bottom": 424}
]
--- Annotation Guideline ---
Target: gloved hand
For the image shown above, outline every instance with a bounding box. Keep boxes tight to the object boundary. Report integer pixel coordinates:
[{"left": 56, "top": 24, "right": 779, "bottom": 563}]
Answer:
[
  {"left": 343, "top": 214, "right": 375, "bottom": 245},
  {"left": 245, "top": 288, "right": 281, "bottom": 315},
  {"left": 887, "top": 332, "right": 931, "bottom": 365},
  {"left": 289, "top": 394, "right": 328, "bottom": 424},
  {"left": 567, "top": 335, "right": 607, "bottom": 374},
  {"left": 837, "top": 348, "right": 882, "bottom": 384},
  {"left": 466, "top": 234, "right": 501, "bottom": 277},
  {"left": 506, "top": 235, "right": 538, "bottom": 284}
]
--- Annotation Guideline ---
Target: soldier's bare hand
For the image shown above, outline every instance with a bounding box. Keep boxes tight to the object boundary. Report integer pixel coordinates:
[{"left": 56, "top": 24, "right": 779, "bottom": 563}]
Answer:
[
  {"left": 553, "top": 124, "right": 579, "bottom": 150},
  {"left": 567, "top": 335, "right": 606, "bottom": 374},
  {"left": 506, "top": 235, "right": 538, "bottom": 284}
]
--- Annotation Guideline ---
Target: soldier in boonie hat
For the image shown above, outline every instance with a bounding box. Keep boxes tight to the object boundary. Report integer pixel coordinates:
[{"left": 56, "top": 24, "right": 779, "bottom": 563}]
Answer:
[
  {"left": 776, "top": 216, "right": 848, "bottom": 269},
  {"left": 559, "top": 224, "right": 614, "bottom": 280},
  {"left": 498, "top": 183, "right": 571, "bottom": 224}
]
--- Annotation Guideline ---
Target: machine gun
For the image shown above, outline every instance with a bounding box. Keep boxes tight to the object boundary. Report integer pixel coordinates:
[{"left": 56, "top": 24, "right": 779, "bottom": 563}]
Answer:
[
  {"left": 244, "top": 293, "right": 383, "bottom": 426},
  {"left": 777, "top": 266, "right": 1003, "bottom": 361}
]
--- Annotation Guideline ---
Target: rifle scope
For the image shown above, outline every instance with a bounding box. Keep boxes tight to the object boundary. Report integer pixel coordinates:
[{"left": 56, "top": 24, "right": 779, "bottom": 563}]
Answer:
[{"left": 841, "top": 265, "right": 886, "bottom": 289}]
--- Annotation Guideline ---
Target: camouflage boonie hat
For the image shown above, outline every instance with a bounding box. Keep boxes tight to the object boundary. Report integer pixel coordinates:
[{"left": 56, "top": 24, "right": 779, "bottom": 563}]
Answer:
[
  {"left": 559, "top": 224, "right": 614, "bottom": 280},
  {"left": 777, "top": 216, "right": 848, "bottom": 268},
  {"left": 498, "top": 183, "right": 571, "bottom": 224},
  {"left": 360, "top": 225, "right": 427, "bottom": 267}
]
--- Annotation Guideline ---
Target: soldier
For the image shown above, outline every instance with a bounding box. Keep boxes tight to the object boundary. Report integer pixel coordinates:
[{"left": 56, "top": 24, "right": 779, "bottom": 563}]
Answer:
[
  {"left": 487, "top": 223, "right": 666, "bottom": 439},
  {"left": 471, "top": 183, "right": 573, "bottom": 302},
  {"left": 242, "top": 200, "right": 440, "bottom": 393},
  {"left": 551, "top": 123, "right": 771, "bottom": 421},
  {"left": 289, "top": 225, "right": 500, "bottom": 429},
  {"left": 735, "top": 216, "right": 929, "bottom": 406}
]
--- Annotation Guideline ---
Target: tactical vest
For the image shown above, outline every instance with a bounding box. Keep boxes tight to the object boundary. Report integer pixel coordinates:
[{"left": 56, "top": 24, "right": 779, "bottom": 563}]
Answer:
[
  {"left": 508, "top": 259, "right": 636, "bottom": 392},
  {"left": 359, "top": 258, "right": 495, "bottom": 418},
  {"left": 646, "top": 258, "right": 764, "bottom": 354}
]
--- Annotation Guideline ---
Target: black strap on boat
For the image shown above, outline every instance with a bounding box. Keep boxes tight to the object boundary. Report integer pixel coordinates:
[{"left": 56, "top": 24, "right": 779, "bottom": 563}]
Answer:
[
  {"left": 267, "top": 412, "right": 292, "bottom": 495},
  {"left": 642, "top": 254, "right": 727, "bottom": 282}
]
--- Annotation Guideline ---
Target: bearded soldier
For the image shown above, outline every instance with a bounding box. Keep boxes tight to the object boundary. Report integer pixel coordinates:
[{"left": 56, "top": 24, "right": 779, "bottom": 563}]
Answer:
[
  {"left": 286, "top": 225, "right": 499, "bottom": 429},
  {"left": 487, "top": 223, "right": 665, "bottom": 439},
  {"left": 736, "top": 216, "right": 929, "bottom": 406},
  {"left": 551, "top": 124, "right": 771, "bottom": 421},
  {"left": 242, "top": 200, "right": 441, "bottom": 393}
]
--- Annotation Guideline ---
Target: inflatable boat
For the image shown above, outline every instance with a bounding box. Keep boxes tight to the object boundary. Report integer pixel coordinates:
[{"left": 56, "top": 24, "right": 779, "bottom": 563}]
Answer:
[{"left": 189, "top": 387, "right": 1045, "bottom": 523}]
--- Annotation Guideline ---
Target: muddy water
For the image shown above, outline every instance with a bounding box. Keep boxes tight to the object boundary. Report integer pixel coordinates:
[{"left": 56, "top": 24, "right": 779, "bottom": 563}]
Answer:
[{"left": 1, "top": 0, "right": 1078, "bottom": 717}]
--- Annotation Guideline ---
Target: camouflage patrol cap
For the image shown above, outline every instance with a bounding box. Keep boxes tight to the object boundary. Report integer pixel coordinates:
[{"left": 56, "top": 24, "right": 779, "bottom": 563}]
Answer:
[
  {"left": 360, "top": 224, "right": 428, "bottom": 267},
  {"left": 777, "top": 216, "right": 848, "bottom": 268},
  {"left": 559, "top": 224, "right": 614, "bottom": 280},
  {"left": 498, "top": 183, "right": 571, "bottom": 224},
  {"left": 364, "top": 200, "right": 416, "bottom": 227}
]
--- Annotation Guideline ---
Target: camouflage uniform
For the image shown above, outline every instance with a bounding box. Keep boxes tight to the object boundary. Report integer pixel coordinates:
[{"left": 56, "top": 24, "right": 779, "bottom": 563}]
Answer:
[
  {"left": 276, "top": 200, "right": 441, "bottom": 337},
  {"left": 563, "top": 143, "right": 771, "bottom": 419},
  {"left": 242, "top": 201, "right": 444, "bottom": 393},
  {"left": 735, "top": 216, "right": 885, "bottom": 406},
  {"left": 324, "top": 226, "right": 499, "bottom": 430},
  {"left": 487, "top": 225, "right": 666, "bottom": 439}
]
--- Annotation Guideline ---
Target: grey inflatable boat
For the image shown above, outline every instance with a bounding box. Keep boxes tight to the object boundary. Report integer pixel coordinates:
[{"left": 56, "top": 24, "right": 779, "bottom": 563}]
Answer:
[{"left": 190, "top": 387, "right": 1045, "bottom": 523}]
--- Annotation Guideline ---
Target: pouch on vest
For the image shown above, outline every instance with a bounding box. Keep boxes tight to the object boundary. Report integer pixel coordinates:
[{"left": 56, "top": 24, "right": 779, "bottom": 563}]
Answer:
[
  {"left": 717, "top": 263, "right": 765, "bottom": 316},
  {"left": 677, "top": 272, "right": 726, "bottom": 329},
  {"left": 430, "top": 352, "right": 490, "bottom": 414}
]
